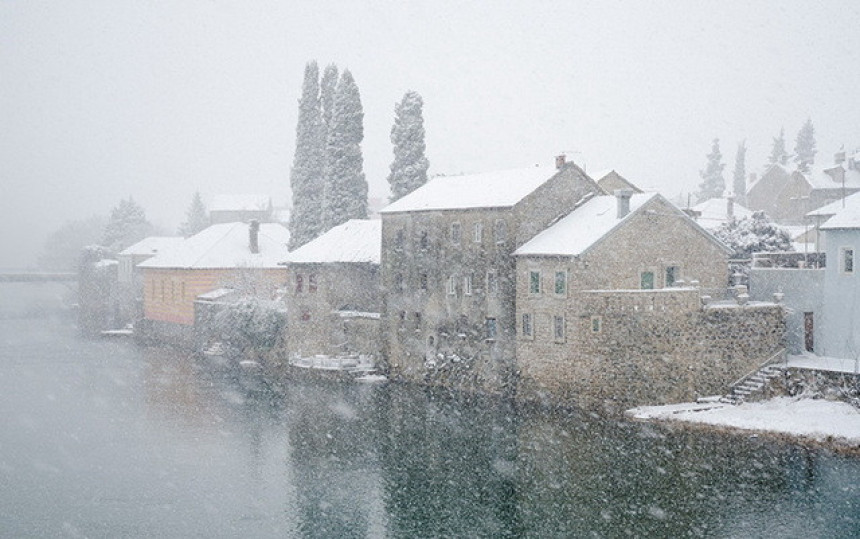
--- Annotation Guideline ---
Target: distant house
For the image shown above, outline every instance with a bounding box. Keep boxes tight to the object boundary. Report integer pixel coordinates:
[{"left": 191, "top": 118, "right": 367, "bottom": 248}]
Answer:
[
  {"left": 208, "top": 194, "right": 273, "bottom": 225},
  {"left": 282, "top": 219, "right": 382, "bottom": 358},
  {"left": 511, "top": 191, "right": 786, "bottom": 409},
  {"left": 379, "top": 157, "right": 604, "bottom": 391},
  {"left": 593, "top": 169, "right": 643, "bottom": 195},
  {"left": 138, "top": 222, "right": 289, "bottom": 328},
  {"left": 116, "top": 236, "right": 184, "bottom": 324},
  {"left": 804, "top": 190, "right": 860, "bottom": 252},
  {"left": 691, "top": 196, "right": 753, "bottom": 231}
]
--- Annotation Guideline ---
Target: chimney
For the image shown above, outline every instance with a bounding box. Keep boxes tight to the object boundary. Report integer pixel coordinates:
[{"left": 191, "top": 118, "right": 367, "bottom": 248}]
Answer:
[
  {"left": 726, "top": 195, "right": 735, "bottom": 219},
  {"left": 249, "top": 219, "right": 260, "bottom": 254},
  {"left": 835, "top": 150, "right": 846, "bottom": 165},
  {"left": 555, "top": 154, "right": 566, "bottom": 170},
  {"left": 615, "top": 189, "right": 633, "bottom": 219}
]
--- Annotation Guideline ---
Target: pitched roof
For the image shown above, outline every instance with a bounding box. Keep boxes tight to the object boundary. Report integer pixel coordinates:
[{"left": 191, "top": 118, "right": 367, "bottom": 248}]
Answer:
[
  {"left": 806, "top": 191, "right": 860, "bottom": 219},
  {"left": 515, "top": 193, "right": 729, "bottom": 257},
  {"left": 285, "top": 219, "right": 381, "bottom": 264},
  {"left": 691, "top": 197, "right": 754, "bottom": 230},
  {"left": 819, "top": 193, "right": 860, "bottom": 230},
  {"left": 379, "top": 166, "right": 560, "bottom": 213},
  {"left": 118, "top": 236, "right": 184, "bottom": 257},
  {"left": 138, "top": 222, "right": 290, "bottom": 269},
  {"left": 209, "top": 194, "right": 272, "bottom": 212}
]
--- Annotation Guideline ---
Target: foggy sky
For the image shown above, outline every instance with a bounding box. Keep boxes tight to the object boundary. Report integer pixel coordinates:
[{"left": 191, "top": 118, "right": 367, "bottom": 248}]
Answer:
[{"left": 3, "top": 0, "right": 860, "bottom": 267}]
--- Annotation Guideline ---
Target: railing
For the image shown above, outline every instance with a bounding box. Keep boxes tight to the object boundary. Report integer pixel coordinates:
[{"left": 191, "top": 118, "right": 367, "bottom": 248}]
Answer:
[{"left": 726, "top": 347, "right": 787, "bottom": 391}]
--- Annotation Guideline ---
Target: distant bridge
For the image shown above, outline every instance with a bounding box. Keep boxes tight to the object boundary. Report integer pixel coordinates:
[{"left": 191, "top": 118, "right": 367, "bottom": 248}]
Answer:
[{"left": 0, "top": 272, "right": 77, "bottom": 283}]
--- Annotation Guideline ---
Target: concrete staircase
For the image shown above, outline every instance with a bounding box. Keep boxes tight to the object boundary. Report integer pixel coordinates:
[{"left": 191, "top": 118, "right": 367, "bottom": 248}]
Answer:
[{"left": 720, "top": 363, "right": 786, "bottom": 405}]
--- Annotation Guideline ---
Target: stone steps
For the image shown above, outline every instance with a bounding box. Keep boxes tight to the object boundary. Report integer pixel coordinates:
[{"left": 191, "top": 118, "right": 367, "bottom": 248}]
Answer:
[{"left": 719, "top": 364, "right": 786, "bottom": 405}]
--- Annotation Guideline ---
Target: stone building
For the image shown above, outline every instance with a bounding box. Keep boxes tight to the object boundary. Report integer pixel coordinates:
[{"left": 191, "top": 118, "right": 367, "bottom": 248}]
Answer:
[
  {"left": 282, "top": 219, "right": 382, "bottom": 358},
  {"left": 593, "top": 169, "right": 642, "bottom": 195},
  {"left": 379, "top": 158, "right": 603, "bottom": 393},
  {"left": 513, "top": 191, "right": 784, "bottom": 410}
]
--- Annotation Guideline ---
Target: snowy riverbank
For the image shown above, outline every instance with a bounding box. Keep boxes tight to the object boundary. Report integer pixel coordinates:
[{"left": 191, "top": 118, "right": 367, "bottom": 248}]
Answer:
[{"left": 627, "top": 396, "right": 860, "bottom": 454}]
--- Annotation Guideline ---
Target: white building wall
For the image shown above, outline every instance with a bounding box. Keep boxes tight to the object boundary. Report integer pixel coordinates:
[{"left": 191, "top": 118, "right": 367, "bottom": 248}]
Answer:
[{"left": 820, "top": 229, "right": 860, "bottom": 358}]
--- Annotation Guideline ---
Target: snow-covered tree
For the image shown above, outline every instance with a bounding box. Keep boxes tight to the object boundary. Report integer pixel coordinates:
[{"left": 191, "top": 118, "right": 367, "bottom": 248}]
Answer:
[
  {"left": 388, "top": 91, "right": 430, "bottom": 202},
  {"left": 732, "top": 141, "right": 747, "bottom": 205},
  {"left": 38, "top": 215, "right": 106, "bottom": 270},
  {"left": 712, "top": 210, "right": 793, "bottom": 259},
  {"left": 177, "top": 191, "right": 208, "bottom": 237},
  {"left": 320, "top": 64, "right": 338, "bottom": 134},
  {"left": 102, "top": 197, "right": 152, "bottom": 252},
  {"left": 768, "top": 128, "right": 789, "bottom": 166},
  {"left": 696, "top": 138, "right": 725, "bottom": 203},
  {"left": 323, "top": 69, "right": 367, "bottom": 231},
  {"left": 794, "top": 118, "right": 816, "bottom": 171},
  {"left": 288, "top": 61, "right": 326, "bottom": 250}
]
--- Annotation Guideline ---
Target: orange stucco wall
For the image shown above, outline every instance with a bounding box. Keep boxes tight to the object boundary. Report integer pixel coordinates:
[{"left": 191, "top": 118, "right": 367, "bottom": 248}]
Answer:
[{"left": 143, "top": 268, "right": 287, "bottom": 325}]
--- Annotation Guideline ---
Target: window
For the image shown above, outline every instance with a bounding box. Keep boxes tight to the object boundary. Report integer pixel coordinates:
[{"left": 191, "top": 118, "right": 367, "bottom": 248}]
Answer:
[
  {"left": 300, "top": 308, "right": 311, "bottom": 321},
  {"left": 555, "top": 271, "right": 567, "bottom": 295},
  {"left": 451, "top": 222, "right": 462, "bottom": 244},
  {"left": 170, "top": 281, "right": 175, "bottom": 302},
  {"left": 395, "top": 229, "right": 405, "bottom": 250},
  {"left": 395, "top": 273, "right": 404, "bottom": 292},
  {"left": 529, "top": 271, "right": 541, "bottom": 294},
  {"left": 464, "top": 274, "right": 473, "bottom": 296},
  {"left": 522, "top": 313, "right": 533, "bottom": 337},
  {"left": 295, "top": 274, "right": 304, "bottom": 293},
  {"left": 494, "top": 219, "right": 507, "bottom": 243},
  {"left": 640, "top": 271, "right": 654, "bottom": 290},
  {"left": 181, "top": 282, "right": 186, "bottom": 300},
  {"left": 420, "top": 231, "right": 429, "bottom": 250},
  {"left": 591, "top": 316, "right": 601, "bottom": 333},
  {"left": 474, "top": 222, "right": 483, "bottom": 243},
  {"left": 420, "top": 273, "right": 428, "bottom": 291},
  {"left": 161, "top": 280, "right": 165, "bottom": 302},
  {"left": 665, "top": 266, "right": 680, "bottom": 287},
  {"left": 447, "top": 275, "right": 457, "bottom": 295},
  {"left": 308, "top": 274, "right": 318, "bottom": 293},
  {"left": 842, "top": 248, "right": 854, "bottom": 274},
  {"left": 414, "top": 312, "right": 422, "bottom": 327},
  {"left": 486, "top": 318, "right": 498, "bottom": 340},
  {"left": 487, "top": 271, "right": 498, "bottom": 294},
  {"left": 553, "top": 315, "right": 565, "bottom": 342}
]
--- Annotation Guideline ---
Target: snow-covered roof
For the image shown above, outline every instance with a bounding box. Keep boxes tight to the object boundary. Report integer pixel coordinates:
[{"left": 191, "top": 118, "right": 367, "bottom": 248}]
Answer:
[
  {"left": 138, "top": 222, "right": 290, "bottom": 269},
  {"left": 820, "top": 192, "right": 860, "bottom": 230},
  {"left": 209, "top": 194, "right": 271, "bottom": 212},
  {"left": 118, "top": 236, "right": 184, "bottom": 257},
  {"left": 285, "top": 219, "right": 381, "bottom": 265},
  {"left": 379, "top": 166, "right": 559, "bottom": 213},
  {"left": 691, "top": 197, "right": 754, "bottom": 230},
  {"left": 515, "top": 193, "right": 658, "bottom": 256},
  {"left": 805, "top": 165, "right": 860, "bottom": 191},
  {"left": 806, "top": 190, "right": 860, "bottom": 219}
]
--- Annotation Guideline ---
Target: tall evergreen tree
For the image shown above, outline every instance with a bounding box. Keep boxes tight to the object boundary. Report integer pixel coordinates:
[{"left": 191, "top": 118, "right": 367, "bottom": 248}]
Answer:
[
  {"left": 388, "top": 91, "right": 430, "bottom": 202},
  {"left": 794, "top": 118, "right": 816, "bottom": 171},
  {"left": 320, "top": 64, "right": 339, "bottom": 134},
  {"left": 768, "top": 127, "right": 789, "bottom": 166},
  {"left": 178, "top": 191, "right": 208, "bottom": 237},
  {"left": 102, "top": 197, "right": 152, "bottom": 252},
  {"left": 323, "top": 69, "right": 367, "bottom": 230},
  {"left": 288, "top": 61, "right": 326, "bottom": 250},
  {"left": 696, "top": 138, "right": 725, "bottom": 203},
  {"left": 732, "top": 141, "right": 747, "bottom": 205}
]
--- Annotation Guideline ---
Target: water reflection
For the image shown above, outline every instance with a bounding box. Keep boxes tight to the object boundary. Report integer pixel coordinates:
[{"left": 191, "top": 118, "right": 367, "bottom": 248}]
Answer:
[{"left": 2, "top": 315, "right": 859, "bottom": 537}]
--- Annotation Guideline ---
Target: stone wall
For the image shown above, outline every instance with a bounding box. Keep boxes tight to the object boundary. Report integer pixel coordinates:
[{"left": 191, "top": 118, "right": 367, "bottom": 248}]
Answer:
[{"left": 517, "top": 288, "right": 785, "bottom": 413}]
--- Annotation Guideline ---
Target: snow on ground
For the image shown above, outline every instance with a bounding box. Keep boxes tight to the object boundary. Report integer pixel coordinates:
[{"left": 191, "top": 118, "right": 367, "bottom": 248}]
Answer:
[
  {"left": 787, "top": 352, "right": 860, "bottom": 374},
  {"left": 627, "top": 397, "right": 860, "bottom": 446}
]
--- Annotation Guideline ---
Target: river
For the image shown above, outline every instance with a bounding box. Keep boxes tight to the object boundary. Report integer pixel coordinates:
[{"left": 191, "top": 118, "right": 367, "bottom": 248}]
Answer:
[{"left": 1, "top": 284, "right": 859, "bottom": 537}]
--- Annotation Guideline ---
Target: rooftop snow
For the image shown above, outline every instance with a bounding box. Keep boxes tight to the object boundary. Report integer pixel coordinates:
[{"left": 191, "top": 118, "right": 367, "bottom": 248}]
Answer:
[
  {"left": 818, "top": 190, "right": 860, "bottom": 230},
  {"left": 379, "top": 166, "right": 559, "bottom": 213},
  {"left": 285, "top": 219, "right": 381, "bottom": 264},
  {"left": 691, "top": 197, "right": 753, "bottom": 230},
  {"left": 119, "top": 236, "right": 184, "bottom": 257},
  {"left": 209, "top": 194, "right": 271, "bottom": 212},
  {"left": 806, "top": 190, "right": 860, "bottom": 218},
  {"left": 514, "top": 193, "right": 658, "bottom": 256},
  {"left": 138, "top": 222, "right": 290, "bottom": 269}
]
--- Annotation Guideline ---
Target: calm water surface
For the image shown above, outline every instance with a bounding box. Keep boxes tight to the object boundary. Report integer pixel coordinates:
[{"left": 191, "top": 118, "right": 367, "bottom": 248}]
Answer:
[{"left": 1, "top": 287, "right": 859, "bottom": 537}]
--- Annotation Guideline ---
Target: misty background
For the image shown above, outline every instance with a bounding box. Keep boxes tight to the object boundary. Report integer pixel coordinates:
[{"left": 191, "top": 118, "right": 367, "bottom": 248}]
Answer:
[{"left": 3, "top": 0, "right": 860, "bottom": 268}]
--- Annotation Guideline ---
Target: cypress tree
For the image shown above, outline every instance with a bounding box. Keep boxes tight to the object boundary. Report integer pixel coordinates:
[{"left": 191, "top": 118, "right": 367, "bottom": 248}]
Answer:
[
  {"left": 768, "top": 128, "right": 789, "bottom": 166},
  {"left": 732, "top": 141, "right": 747, "bottom": 205},
  {"left": 696, "top": 138, "right": 725, "bottom": 203},
  {"left": 288, "top": 61, "right": 325, "bottom": 250},
  {"left": 794, "top": 118, "right": 816, "bottom": 171},
  {"left": 320, "top": 64, "right": 339, "bottom": 134},
  {"left": 388, "top": 91, "right": 430, "bottom": 202},
  {"left": 323, "top": 70, "right": 368, "bottom": 231},
  {"left": 178, "top": 191, "right": 209, "bottom": 237}
]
